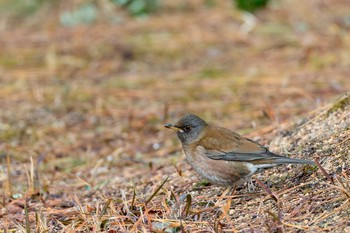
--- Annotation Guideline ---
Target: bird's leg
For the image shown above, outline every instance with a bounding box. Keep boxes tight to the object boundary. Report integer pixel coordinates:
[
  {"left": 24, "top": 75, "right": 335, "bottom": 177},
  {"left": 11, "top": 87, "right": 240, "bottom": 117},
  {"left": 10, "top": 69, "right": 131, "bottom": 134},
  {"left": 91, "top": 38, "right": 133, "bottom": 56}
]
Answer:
[
  {"left": 228, "top": 185, "right": 237, "bottom": 196},
  {"left": 247, "top": 179, "right": 256, "bottom": 192}
]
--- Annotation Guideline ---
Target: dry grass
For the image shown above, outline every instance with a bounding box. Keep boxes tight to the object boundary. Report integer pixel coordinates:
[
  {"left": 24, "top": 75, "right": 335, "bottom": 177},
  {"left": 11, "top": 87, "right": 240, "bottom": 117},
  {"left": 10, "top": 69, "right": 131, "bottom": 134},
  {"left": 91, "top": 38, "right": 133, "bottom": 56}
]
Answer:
[{"left": 1, "top": 0, "right": 350, "bottom": 232}]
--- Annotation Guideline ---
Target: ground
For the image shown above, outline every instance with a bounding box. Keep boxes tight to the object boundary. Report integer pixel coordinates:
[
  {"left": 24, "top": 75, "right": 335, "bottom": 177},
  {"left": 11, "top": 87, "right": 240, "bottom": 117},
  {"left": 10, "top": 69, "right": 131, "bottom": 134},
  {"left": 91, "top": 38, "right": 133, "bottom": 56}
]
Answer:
[{"left": 0, "top": 0, "right": 350, "bottom": 232}]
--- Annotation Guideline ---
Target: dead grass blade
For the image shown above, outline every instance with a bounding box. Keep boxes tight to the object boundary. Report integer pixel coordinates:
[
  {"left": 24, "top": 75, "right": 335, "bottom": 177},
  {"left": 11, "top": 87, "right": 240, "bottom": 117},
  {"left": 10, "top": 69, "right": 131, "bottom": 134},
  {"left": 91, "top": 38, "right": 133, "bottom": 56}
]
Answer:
[
  {"left": 332, "top": 175, "right": 350, "bottom": 199},
  {"left": 219, "top": 194, "right": 234, "bottom": 230},
  {"left": 98, "top": 199, "right": 112, "bottom": 219},
  {"left": 281, "top": 221, "right": 309, "bottom": 231},
  {"left": 129, "top": 207, "right": 145, "bottom": 232},
  {"left": 6, "top": 153, "right": 12, "bottom": 196},
  {"left": 120, "top": 189, "right": 131, "bottom": 216},
  {"left": 24, "top": 198, "right": 30, "bottom": 233},
  {"left": 310, "top": 199, "right": 349, "bottom": 225},
  {"left": 145, "top": 176, "right": 169, "bottom": 206},
  {"left": 181, "top": 193, "right": 192, "bottom": 219},
  {"left": 35, "top": 208, "right": 49, "bottom": 233},
  {"left": 315, "top": 158, "right": 335, "bottom": 185},
  {"left": 131, "top": 186, "right": 136, "bottom": 209},
  {"left": 254, "top": 177, "right": 278, "bottom": 202}
]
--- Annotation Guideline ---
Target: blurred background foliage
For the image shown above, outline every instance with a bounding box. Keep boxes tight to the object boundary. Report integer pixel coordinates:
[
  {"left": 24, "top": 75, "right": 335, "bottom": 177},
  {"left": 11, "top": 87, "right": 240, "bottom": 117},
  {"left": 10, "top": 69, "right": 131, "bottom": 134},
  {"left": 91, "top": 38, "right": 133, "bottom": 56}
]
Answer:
[
  {"left": 111, "top": 0, "right": 159, "bottom": 16},
  {"left": 234, "top": 0, "right": 269, "bottom": 12},
  {"left": 0, "top": 0, "right": 270, "bottom": 26},
  {"left": 0, "top": 0, "right": 49, "bottom": 16}
]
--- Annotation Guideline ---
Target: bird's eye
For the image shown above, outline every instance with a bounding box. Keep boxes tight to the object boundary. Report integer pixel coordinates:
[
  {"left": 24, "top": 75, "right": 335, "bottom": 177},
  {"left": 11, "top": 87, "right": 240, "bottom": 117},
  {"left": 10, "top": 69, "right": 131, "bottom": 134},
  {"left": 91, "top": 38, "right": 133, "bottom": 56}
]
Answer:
[{"left": 183, "top": 126, "right": 191, "bottom": 132}]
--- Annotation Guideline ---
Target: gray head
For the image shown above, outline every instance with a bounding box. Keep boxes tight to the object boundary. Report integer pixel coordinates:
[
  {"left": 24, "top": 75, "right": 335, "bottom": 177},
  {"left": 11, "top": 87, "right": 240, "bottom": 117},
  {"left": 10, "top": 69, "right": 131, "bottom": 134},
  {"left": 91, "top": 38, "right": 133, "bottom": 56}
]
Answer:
[{"left": 164, "top": 114, "right": 208, "bottom": 145}]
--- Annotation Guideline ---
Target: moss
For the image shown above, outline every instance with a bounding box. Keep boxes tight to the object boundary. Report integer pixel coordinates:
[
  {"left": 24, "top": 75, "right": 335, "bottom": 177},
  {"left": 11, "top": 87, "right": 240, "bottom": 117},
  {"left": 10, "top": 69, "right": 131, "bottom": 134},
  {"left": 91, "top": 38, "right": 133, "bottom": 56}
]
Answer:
[
  {"left": 198, "top": 67, "right": 226, "bottom": 79},
  {"left": 0, "top": 55, "right": 19, "bottom": 68},
  {"left": 194, "top": 179, "right": 212, "bottom": 187},
  {"left": 326, "top": 93, "right": 350, "bottom": 116},
  {"left": 303, "top": 165, "right": 318, "bottom": 174},
  {"left": 0, "top": 127, "right": 18, "bottom": 141}
]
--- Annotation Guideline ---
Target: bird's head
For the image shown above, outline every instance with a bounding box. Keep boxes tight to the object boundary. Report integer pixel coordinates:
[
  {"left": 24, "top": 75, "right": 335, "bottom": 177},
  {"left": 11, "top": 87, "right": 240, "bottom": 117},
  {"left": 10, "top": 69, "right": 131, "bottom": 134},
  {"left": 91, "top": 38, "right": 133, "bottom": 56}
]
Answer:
[{"left": 164, "top": 114, "right": 208, "bottom": 145}]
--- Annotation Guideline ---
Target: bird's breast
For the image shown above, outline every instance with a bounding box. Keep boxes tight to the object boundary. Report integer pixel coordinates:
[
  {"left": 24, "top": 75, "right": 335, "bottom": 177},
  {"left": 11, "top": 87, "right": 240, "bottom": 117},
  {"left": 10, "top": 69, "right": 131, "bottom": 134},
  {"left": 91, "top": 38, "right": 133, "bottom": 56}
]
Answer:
[{"left": 182, "top": 145, "right": 256, "bottom": 186}]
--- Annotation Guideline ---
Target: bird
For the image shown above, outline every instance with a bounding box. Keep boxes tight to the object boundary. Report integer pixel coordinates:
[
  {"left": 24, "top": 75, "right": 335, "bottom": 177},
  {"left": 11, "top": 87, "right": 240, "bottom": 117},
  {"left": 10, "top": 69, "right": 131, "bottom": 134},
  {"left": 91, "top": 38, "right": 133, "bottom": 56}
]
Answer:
[{"left": 164, "top": 114, "right": 315, "bottom": 187}]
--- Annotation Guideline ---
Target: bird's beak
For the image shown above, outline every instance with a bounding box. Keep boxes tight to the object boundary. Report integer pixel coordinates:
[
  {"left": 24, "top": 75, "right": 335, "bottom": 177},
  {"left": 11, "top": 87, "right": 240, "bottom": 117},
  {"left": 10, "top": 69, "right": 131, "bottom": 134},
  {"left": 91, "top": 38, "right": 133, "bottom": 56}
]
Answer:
[{"left": 164, "top": 123, "right": 183, "bottom": 132}]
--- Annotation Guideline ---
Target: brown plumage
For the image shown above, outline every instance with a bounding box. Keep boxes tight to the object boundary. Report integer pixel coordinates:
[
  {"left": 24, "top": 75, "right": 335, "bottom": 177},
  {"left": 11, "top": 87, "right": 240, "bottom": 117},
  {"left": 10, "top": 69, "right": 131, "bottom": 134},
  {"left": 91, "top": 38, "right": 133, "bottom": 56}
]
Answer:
[{"left": 165, "top": 114, "right": 315, "bottom": 187}]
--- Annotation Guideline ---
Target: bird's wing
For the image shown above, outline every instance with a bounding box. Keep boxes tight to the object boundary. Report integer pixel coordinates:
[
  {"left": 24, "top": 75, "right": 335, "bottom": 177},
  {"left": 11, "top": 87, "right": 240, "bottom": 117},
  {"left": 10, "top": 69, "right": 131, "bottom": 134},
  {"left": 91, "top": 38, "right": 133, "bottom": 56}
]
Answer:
[
  {"left": 200, "top": 126, "right": 270, "bottom": 160},
  {"left": 203, "top": 138, "right": 274, "bottom": 162},
  {"left": 205, "top": 148, "right": 314, "bottom": 165},
  {"left": 200, "top": 126, "right": 314, "bottom": 165},
  {"left": 205, "top": 149, "right": 269, "bottom": 161}
]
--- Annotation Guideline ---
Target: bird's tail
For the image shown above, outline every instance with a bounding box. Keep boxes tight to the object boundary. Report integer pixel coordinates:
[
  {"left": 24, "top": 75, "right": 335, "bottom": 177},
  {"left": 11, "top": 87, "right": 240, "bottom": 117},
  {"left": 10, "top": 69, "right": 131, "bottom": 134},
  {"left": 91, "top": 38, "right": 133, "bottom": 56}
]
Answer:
[
  {"left": 268, "top": 151, "right": 315, "bottom": 165},
  {"left": 272, "top": 157, "right": 315, "bottom": 165}
]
